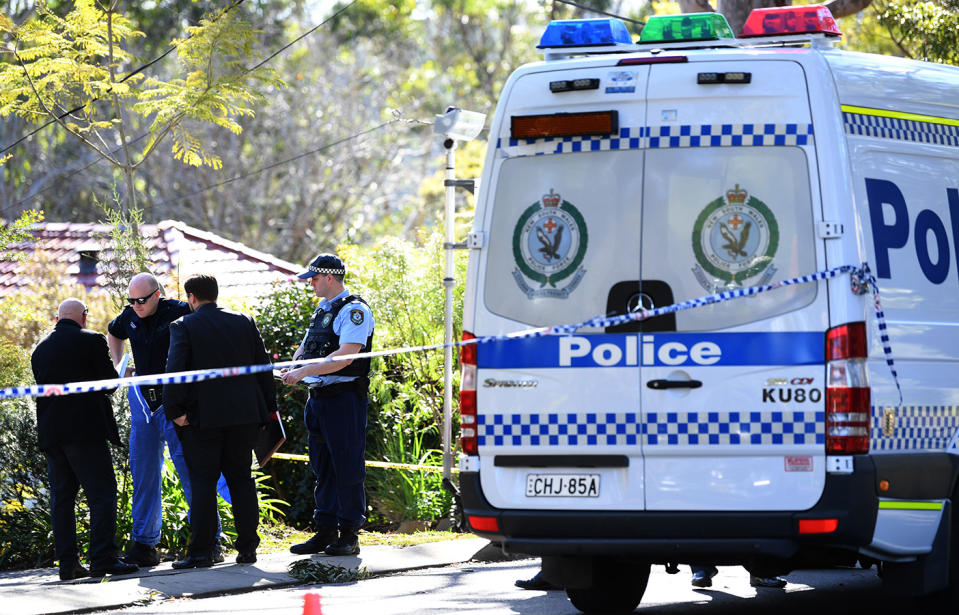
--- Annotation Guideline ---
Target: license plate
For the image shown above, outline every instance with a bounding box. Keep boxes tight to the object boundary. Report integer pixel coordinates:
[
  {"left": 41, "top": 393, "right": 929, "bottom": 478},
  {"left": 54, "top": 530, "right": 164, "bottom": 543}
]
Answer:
[{"left": 526, "top": 473, "right": 600, "bottom": 497}]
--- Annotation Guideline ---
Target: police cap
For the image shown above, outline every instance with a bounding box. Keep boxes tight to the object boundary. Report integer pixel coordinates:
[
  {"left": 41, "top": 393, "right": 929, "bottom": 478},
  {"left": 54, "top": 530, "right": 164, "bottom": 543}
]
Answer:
[{"left": 298, "top": 253, "right": 346, "bottom": 279}]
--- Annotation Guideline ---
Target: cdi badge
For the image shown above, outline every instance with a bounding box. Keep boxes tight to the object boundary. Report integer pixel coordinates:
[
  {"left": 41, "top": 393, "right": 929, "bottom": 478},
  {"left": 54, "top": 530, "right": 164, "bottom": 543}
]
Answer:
[
  {"left": 512, "top": 189, "right": 588, "bottom": 299},
  {"left": 691, "top": 185, "right": 779, "bottom": 292}
]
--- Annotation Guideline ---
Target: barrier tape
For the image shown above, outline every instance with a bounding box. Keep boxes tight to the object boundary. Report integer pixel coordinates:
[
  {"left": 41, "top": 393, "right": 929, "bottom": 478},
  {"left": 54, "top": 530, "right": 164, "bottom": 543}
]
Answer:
[
  {"left": 1, "top": 263, "right": 901, "bottom": 403},
  {"left": 271, "top": 452, "right": 457, "bottom": 473}
]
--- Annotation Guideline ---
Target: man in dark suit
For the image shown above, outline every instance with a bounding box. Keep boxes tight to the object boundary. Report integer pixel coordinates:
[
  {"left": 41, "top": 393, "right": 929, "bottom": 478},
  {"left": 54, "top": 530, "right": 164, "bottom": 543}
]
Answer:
[
  {"left": 163, "top": 275, "right": 276, "bottom": 568},
  {"left": 31, "top": 299, "right": 138, "bottom": 581}
]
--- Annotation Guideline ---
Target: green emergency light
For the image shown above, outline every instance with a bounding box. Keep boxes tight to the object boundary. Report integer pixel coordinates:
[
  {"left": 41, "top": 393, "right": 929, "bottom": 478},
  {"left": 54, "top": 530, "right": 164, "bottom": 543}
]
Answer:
[{"left": 639, "top": 12, "right": 735, "bottom": 44}]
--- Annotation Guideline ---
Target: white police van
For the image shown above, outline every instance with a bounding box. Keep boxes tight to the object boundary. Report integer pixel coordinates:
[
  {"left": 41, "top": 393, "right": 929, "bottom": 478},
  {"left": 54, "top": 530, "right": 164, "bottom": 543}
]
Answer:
[{"left": 457, "top": 5, "right": 959, "bottom": 613}]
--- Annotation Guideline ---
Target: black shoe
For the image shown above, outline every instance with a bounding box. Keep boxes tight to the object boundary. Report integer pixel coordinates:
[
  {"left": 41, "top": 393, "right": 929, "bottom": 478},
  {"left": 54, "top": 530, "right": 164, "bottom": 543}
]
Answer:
[
  {"left": 90, "top": 558, "right": 138, "bottom": 577},
  {"left": 59, "top": 559, "right": 89, "bottom": 581},
  {"left": 324, "top": 530, "right": 360, "bottom": 556},
  {"left": 212, "top": 545, "right": 225, "bottom": 564},
  {"left": 515, "top": 571, "right": 558, "bottom": 591},
  {"left": 171, "top": 554, "right": 214, "bottom": 570},
  {"left": 750, "top": 575, "right": 787, "bottom": 589},
  {"left": 691, "top": 566, "right": 718, "bottom": 588},
  {"left": 123, "top": 541, "right": 160, "bottom": 567},
  {"left": 290, "top": 527, "right": 338, "bottom": 555},
  {"left": 236, "top": 550, "right": 257, "bottom": 564}
]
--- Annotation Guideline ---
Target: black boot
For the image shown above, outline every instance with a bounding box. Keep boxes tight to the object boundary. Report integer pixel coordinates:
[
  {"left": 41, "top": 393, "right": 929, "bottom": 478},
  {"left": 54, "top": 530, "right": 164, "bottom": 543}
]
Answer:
[
  {"left": 324, "top": 528, "right": 360, "bottom": 556},
  {"left": 59, "top": 558, "right": 89, "bottom": 581},
  {"left": 290, "top": 526, "right": 338, "bottom": 555},
  {"left": 122, "top": 541, "right": 160, "bottom": 567}
]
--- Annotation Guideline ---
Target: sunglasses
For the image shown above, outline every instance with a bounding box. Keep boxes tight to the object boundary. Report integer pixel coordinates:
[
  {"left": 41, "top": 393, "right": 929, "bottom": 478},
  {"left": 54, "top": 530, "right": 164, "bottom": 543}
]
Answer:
[{"left": 127, "top": 289, "right": 158, "bottom": 305}]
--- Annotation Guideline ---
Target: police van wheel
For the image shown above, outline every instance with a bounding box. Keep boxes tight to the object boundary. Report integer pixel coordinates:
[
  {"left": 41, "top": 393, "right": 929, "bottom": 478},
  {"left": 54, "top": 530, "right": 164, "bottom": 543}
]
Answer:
[{"left": 565, "top": 562, "right": 650, "bottom": 614}]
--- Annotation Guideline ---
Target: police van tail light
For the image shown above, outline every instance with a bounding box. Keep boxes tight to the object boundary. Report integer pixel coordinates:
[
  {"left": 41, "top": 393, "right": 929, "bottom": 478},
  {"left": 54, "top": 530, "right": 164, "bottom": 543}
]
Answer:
[
  {"left": 460, "top": 331, "right": 478, "bottom": 456},
  {"left": 825, "top": 322, "right": 870, "bottom": 454}
]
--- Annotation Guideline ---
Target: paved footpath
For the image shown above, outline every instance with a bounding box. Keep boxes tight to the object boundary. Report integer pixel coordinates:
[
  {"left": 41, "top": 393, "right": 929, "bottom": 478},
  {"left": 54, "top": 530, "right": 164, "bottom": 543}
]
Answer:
[{"left": 0, "top": 538, "right": 491, "bottom": 615}]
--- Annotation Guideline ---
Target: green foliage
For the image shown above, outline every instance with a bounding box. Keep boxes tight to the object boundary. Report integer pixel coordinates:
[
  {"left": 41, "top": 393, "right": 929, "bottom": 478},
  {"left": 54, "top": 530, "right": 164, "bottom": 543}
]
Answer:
[
  {"left": 0, "top": 0, "right": 283, "bottom": 212},
  {"left": 365, "top": 404, "right": 451, "bottom": 522},
  {"left": 0, "top": 343, "right": 50, "bottom": 570},
  {"left": 288, "top": 559, "right": 370, "bottom": 583},
  {"left": 0, "top": 209, "right": 42, "bottom": 253},
  {"left": 872, "top": 0, "right": 959, "bottom": 65}
]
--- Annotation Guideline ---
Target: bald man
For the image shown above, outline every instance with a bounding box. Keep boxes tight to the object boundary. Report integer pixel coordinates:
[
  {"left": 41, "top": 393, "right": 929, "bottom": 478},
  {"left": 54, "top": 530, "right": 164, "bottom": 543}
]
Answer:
[
  {"left": 107, "top": 273, "right": 208, "bottom": 566},
  {"left": 31, "top": 299, "right": 137, "bottom": 580}
]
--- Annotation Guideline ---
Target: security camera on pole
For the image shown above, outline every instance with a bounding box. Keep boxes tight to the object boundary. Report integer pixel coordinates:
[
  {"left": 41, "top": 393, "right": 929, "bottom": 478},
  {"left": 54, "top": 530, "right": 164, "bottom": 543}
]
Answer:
[{"left": 433, "top": 107, "right": 486, "bottom": 500}]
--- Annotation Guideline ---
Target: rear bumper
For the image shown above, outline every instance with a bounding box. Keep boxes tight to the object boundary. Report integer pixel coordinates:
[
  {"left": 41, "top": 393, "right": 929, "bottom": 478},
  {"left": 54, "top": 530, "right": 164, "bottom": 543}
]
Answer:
[{"left": 460, "top": 456, "right": 879, "bottom": 562}]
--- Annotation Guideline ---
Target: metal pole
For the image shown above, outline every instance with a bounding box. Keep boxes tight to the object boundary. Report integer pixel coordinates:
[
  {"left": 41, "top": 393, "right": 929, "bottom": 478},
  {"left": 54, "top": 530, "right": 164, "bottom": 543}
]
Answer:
[{"left": 441, "top": 138, "right": 457, "bottom": 484}]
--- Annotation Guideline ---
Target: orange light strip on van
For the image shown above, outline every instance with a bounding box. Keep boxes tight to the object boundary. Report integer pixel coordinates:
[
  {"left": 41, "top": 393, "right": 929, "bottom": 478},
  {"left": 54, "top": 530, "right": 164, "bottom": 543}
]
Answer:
[{"left": 511, "top": 110, "right": 618, "bottom": 140}]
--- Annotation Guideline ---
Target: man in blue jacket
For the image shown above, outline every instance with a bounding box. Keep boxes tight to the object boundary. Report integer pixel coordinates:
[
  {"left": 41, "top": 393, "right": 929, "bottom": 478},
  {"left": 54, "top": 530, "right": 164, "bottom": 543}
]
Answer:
[{"left": 108, "top": 272, "right": 226, "bottom": 565}]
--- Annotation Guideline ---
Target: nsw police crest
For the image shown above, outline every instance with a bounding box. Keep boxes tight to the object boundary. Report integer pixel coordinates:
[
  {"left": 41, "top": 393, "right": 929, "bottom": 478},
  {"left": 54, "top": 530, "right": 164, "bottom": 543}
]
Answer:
[
  {"left": 511, "top": 189, "right": 588, "bottom": 299},
  {"left": 691, "top": 185, "right": 779, "bottom": 292}
]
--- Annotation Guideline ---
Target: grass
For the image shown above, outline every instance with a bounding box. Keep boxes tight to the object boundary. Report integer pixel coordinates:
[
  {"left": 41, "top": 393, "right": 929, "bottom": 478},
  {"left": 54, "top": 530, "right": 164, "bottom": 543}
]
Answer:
[{"left": 252, "top": 523, "right": 472, "bottom": 555}]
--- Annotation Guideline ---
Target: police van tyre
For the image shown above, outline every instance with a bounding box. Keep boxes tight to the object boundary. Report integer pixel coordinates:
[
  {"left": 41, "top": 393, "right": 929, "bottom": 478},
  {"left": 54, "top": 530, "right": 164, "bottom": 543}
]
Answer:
[{"left": 565, "top": 562, "right": 650, "bottom": 614}]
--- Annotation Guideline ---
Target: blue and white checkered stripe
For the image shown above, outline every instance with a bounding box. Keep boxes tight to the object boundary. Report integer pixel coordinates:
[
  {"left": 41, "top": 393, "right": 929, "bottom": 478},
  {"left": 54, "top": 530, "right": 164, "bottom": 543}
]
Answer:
[
  {"left": 871, "top": 406, "right": 959, "bottom": 451},
  {"left": 477, "top": 410, "right": 824, "bottom": 448},
  {"left": 844, "top": 112, "right": 959, "bottom": 148},
  {"left": 1, "top": 264, "right": 902, "bottom": 403},
  {"left": 497, "top": 123, "right": 814, "bottom": 158},
  {"left": 647, "top": 123, "right": 813, "bottom": 148}
]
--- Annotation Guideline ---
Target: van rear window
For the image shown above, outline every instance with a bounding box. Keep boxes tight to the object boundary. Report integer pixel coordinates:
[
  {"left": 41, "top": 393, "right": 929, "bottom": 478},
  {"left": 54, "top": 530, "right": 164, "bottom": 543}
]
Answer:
[{"left": 482, "top": 146, "right": 816, "bottom": 330}]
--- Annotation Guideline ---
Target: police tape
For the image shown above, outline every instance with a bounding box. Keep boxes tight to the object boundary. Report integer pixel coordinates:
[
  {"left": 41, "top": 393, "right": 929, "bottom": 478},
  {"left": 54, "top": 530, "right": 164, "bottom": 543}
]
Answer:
[
  {"left": 0, "top": 262, "right": 900, "bottom": 403},
  {"left": 271, "top": 452, "right": 457, "bottom": 473}
]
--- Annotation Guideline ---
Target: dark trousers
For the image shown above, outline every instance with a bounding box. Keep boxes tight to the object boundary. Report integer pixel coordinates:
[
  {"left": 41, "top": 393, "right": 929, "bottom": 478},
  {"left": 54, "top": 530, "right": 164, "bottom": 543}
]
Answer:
[
  {"left": 45, "top": 440, "right": 119, "bottom": 567},
  {"left": 304, "top": 391, "right": 368, "bottom": 530},
  {"left": 177, "top": 423, "right": 260, "bottom": 556}
]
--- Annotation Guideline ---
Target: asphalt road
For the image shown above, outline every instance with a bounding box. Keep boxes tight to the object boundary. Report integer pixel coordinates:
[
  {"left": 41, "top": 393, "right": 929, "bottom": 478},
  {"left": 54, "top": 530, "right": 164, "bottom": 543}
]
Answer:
[{"left": 95, "top": 558, "right": 935, "bottom": 615}]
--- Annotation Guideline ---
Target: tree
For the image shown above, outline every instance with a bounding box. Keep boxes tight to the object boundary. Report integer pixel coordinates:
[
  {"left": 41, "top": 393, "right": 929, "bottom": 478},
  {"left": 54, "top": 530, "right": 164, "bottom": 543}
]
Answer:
[
  {"left": 871, "top": 0, "right": 959, "bottom": 64},
  {"left": 0, "top": 0, "right": 281, "bottom": 217},
  {"left": 677, "top": 0, "right": 875, "bottom": 35}
]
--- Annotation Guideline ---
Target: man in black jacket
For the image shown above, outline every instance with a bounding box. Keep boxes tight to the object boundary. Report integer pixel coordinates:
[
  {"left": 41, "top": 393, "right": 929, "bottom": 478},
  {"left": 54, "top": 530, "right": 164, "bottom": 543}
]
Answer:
[
  {"left": 31, "top": 299, "right": 138, "bottom": 581},
  {"left": 164, "top": 275, "right": 276, "bottom": 568}
]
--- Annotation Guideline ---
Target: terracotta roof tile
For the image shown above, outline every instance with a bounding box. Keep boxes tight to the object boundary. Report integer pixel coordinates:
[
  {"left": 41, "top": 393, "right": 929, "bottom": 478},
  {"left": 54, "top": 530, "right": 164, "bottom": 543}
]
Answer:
[{"left": 0, "top": 220, "right": 300, "bottom": 298}]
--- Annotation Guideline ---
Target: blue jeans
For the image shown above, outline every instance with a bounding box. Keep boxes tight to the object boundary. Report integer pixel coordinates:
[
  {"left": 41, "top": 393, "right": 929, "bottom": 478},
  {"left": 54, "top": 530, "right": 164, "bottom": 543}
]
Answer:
[{"left": 128, "top": 385, "right": 229, "bottom": 546}]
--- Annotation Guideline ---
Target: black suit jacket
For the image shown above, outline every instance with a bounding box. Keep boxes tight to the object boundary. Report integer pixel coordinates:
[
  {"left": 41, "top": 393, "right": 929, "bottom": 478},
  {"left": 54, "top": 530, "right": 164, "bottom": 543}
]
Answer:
[
  {"left": 163, "top": 303, "right": 276, "bottom": 429},
  {"left": 31, "top": 319, "right": 120, "bottom": 452}
]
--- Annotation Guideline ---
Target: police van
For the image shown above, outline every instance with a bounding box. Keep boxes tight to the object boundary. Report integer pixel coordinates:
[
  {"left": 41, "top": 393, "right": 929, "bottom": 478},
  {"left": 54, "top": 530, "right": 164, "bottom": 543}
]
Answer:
[{"left": 456, "top": 5, "right": 959, "bottom": 613}]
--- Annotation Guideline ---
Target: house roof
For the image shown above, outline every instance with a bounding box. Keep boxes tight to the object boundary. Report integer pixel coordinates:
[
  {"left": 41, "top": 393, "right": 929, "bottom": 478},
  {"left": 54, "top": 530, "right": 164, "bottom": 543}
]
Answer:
[{"left": 0, "top": 220, "right": 302, "bottom": 298}]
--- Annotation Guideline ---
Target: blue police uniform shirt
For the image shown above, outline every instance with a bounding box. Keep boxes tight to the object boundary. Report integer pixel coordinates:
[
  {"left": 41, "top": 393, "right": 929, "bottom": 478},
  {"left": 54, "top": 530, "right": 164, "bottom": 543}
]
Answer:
[
  {"left": 301, "top": 288, "right": 374, "bottom": 385},
  {"left": 108, "top": 298, "right": 191, "bottom": 376}
]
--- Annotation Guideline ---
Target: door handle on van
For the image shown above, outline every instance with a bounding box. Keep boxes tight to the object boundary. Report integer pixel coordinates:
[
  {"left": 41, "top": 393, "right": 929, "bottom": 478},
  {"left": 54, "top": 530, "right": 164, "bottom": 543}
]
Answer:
[{"left": 646, "top": 379, "right": 702, "bottom": 390}]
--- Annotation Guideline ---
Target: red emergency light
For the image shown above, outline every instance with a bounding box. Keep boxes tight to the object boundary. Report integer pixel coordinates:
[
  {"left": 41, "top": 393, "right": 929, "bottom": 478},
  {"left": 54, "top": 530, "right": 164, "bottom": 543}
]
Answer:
[{"left": 740, "top": 5, "right": 841, "bottom": 38}]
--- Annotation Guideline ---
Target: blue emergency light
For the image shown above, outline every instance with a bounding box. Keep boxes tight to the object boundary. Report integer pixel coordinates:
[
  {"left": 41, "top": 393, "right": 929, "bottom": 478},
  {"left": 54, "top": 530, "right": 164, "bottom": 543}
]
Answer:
[{"left": 538, "top": 18, "right": 634, "bottom": 48}]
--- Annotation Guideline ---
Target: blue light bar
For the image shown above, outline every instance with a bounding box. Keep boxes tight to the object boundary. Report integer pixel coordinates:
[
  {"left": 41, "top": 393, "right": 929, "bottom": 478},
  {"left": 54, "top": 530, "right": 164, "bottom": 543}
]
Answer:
[{"left": 538, "top": 18, "right": 634, "bottom": 48}]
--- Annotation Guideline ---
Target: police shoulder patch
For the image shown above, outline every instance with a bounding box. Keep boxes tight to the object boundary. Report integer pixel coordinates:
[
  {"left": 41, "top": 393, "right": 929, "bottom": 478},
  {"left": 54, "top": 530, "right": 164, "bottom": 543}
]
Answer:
[{"left": 349, "top": 308, "right": 364, "bottom": 325}]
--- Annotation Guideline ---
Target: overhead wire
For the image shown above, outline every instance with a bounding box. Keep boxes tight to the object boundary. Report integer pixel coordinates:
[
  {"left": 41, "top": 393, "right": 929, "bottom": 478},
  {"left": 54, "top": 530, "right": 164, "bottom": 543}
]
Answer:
[
  {"left": 152, "top": 113, "right": 432, "bottom": 207},
  {"left": 553, "top": 0, "right": 646, "bottom": 26}
]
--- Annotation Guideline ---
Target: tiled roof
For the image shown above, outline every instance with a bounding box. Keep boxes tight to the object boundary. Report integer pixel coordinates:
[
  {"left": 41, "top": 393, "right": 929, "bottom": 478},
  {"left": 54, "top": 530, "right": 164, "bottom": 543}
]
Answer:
[{"left": 0, "top": 220, "right": 301, "bottom": 298}]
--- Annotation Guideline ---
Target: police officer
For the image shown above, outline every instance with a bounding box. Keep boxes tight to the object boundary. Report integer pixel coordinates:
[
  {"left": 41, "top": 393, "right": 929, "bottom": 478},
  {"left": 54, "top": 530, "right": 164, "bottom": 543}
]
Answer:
[
  {"left": 107, "top": 272, "right": 224, "bottom": 565},
  {"left": 280, "top": 254, "right": 374, "bottom": 557}
]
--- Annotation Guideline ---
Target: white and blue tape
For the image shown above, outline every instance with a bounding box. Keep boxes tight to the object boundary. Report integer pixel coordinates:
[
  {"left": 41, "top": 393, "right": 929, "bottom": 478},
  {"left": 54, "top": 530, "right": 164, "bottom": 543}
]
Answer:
[{"left": 0, "top": 263, "right": 900, "bottom": 406}]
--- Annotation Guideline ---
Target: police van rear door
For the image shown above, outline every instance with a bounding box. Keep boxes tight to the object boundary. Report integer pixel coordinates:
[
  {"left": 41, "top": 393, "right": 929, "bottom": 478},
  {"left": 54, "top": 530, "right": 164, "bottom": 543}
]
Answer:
[
  {"left": 475, "top": 62, "right": 650, "bottom": 512},
  {"left": 639, "top": 58, "right": 829, "bottom": 511}
]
